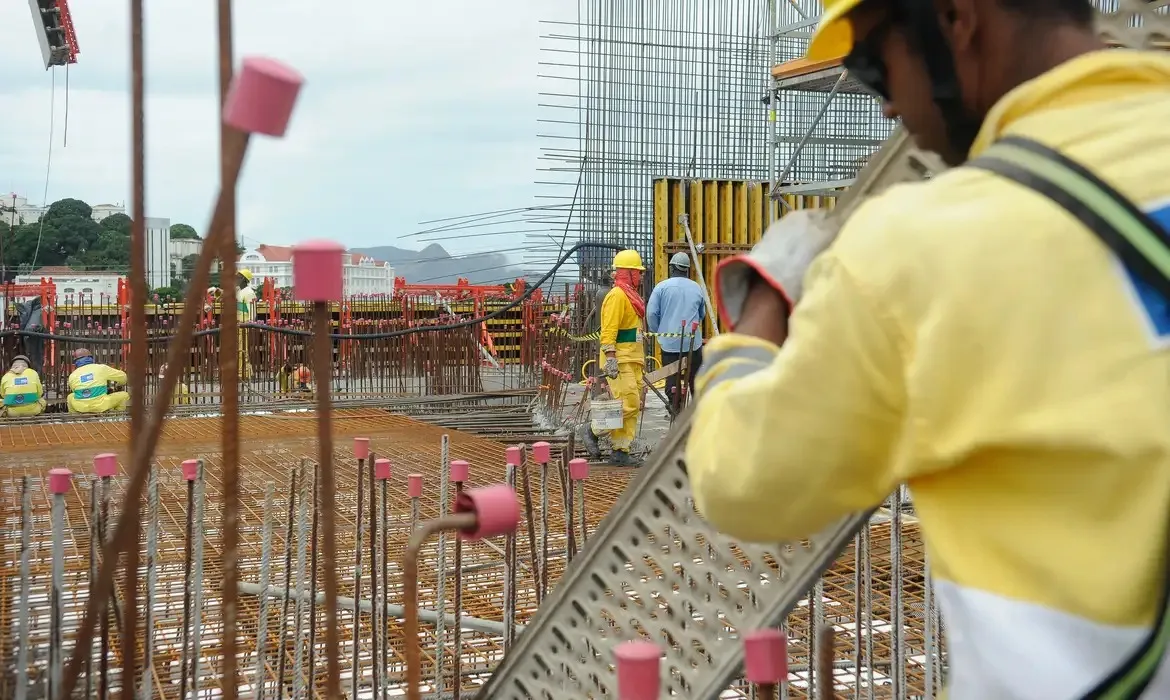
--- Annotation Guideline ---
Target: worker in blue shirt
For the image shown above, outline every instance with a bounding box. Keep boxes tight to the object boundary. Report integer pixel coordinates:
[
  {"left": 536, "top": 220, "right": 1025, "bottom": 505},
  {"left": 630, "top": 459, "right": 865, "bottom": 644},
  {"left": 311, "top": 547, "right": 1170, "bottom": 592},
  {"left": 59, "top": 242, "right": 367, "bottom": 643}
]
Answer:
[{"left": 646, "top": 252, "right": 706, "bottom": 412}]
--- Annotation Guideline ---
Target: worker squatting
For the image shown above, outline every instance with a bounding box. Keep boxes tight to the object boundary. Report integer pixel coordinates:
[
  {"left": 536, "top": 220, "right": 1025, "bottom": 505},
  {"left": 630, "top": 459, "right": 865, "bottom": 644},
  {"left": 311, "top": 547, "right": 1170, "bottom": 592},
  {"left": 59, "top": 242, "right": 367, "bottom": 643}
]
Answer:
[
  {"left": 686, "top": 0, "right": 1170, "bottom": 697},
  {"left": 0, "top": 268, "right": 279, "bottom": 416}
]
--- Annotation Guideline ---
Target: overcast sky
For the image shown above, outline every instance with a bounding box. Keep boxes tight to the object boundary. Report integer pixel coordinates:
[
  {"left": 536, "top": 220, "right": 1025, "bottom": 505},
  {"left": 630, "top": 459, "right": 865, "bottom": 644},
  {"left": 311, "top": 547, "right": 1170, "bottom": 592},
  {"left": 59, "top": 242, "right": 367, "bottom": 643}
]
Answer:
[{"left": 0, "top": 1, "right": 548, "bottom": 254}]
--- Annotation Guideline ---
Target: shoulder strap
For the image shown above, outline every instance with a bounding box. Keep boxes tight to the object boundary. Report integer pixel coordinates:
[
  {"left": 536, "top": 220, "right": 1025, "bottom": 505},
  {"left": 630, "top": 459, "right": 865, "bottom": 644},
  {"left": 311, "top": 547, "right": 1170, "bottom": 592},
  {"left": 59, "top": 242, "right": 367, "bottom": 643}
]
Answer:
[{"left": 969, "top": 135, "right": 1170, "bottom": 700}]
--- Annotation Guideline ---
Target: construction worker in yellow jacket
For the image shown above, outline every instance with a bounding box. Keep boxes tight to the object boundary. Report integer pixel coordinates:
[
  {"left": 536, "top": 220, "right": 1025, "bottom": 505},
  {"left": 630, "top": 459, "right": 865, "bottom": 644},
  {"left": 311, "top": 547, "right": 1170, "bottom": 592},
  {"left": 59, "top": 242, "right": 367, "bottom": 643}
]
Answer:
[
  {"left": 68, "top": 348, "right": 130, "bottom": 414},
  {"left": 687, "top": 0, "right": 1170, "bottom": 697},
  {"left": 1, "top": 355, "right": 45, "bottom": 417},
  {"left": 237, "top": 269, "right": 257, "bottom": 380},
  {"left": 580, "top": 249, "right": 646, "bottom": 467}
]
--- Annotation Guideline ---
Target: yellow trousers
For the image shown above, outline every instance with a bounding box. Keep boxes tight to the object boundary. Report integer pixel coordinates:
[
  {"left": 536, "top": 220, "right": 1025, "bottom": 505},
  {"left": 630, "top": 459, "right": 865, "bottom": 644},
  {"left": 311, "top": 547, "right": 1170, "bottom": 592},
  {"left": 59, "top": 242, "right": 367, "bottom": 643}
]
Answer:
[
  {"left": 3, "top": 399, "right": 46, "bottom": 418},
  {"left": 238, "top": 328, "right": 252, "bottom": 380},
  {"left": 598, "top": 362, "right": 643, "bottom": 450},
  {"left": 68, "top": 391, "right": 130, "bottom": 414}
]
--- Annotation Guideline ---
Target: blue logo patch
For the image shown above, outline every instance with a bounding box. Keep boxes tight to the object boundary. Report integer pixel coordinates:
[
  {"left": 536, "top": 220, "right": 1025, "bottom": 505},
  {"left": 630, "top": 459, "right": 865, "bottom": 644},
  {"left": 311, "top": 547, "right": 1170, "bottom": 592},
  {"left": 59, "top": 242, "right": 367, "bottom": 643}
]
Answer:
[
  {"left": 80, "top": 373, "right": 94, "bottom": 383},
  {"left": 13, "top": 377, "right": 27, "bottom": 386},
  {"left": 1122, "top": 202, "right": 1170, "bottom": 342}
]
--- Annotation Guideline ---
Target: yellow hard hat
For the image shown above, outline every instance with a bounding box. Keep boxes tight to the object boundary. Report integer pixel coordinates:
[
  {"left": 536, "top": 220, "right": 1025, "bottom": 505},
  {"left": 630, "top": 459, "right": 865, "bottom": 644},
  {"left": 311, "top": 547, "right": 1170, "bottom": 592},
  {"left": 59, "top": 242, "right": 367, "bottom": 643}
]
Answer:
[
  {"left": 612, "top": 249, "right": 645, "bottom": 271},
  {"left": 238, "top": 268, "right": 254, "bottom": 283},
  {"left": 806, "top": 0, "right": 863, "bottom": 62}
]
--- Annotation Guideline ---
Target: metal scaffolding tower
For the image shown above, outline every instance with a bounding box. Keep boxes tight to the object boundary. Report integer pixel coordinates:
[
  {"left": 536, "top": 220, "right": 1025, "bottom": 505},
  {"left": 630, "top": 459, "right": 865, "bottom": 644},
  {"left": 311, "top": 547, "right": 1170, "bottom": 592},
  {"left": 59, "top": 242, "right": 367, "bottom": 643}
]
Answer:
[
  {"left": 533, "top": 0, "right": 776, "bottom": 282},
  {"left": 532, "top": 1, "right": 895, "bottom": 283}
]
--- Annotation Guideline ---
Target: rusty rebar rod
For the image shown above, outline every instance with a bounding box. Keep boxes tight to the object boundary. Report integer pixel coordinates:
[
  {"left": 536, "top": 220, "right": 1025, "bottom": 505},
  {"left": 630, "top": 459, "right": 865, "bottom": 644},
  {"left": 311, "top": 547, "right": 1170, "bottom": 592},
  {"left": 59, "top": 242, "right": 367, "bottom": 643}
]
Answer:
[
  {"left": 216, "top": 0, "right": 242, "bottom": 695},
  {"left": 312, "top": 300, "right": 342, "bottom": 698},
  {"left": 59, "top": 122, "right": 253, "bottom": 700},
  {"left": 404, "top": 512, "right": 478, "bottom": 700},
  {"left": 124, "top": 0, "right": 147, "bottom": 690}
]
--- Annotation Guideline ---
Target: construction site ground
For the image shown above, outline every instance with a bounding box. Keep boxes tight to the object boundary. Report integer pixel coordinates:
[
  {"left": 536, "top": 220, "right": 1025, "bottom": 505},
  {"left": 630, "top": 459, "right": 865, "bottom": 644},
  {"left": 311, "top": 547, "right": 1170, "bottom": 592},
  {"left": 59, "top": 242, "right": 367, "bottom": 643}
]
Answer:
[{"left": 0, "top": 404, "right": 933, "bottom": 698}]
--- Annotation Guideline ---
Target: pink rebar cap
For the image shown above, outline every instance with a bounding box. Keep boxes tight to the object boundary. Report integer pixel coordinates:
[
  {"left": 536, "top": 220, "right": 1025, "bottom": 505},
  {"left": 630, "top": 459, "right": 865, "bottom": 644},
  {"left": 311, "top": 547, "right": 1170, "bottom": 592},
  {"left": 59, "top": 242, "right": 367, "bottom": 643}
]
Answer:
[
  {"left": 615, "top": 641, "right": 661, "bottom": 700},
  {"left": 569, "top": 458, "right": 590, "bottom": 481},
  {"left": 454, "top": 484, "right": 520, "bottom": 540},
  {"left": 743, "top": 628, "right": 788, "bottom": 684},
  {"left": 532, "top": 441, "right": 551, "bottom": 464},
  {"left": 505, "top": 446, "right": 522, "bottom": 466},
  {"left": 353, "top": 437, "right": 370, "bottom": 460},
  {"left": 181, "top": 459, "right": 200, "bottom": 481},
  {"left": 449, "top": 459, "right": 469, "bottom": 483},
  {"left": 375, "top": 458, "right": 391, "bottom": 480},
  {"left": 49, "top": 468, "right": 72, "bottom": 494},
  {"left": 408, "top": 473, "right": 423, "bottom": 498},
  {"left": 292, "top": 240, "right": 344, "bottom": 302},
  {"left": 223, "top": 57, "right": 304, "bottom": 137},
  {"left": 93, "top": 453, "right": 117, "bottom": 478}
]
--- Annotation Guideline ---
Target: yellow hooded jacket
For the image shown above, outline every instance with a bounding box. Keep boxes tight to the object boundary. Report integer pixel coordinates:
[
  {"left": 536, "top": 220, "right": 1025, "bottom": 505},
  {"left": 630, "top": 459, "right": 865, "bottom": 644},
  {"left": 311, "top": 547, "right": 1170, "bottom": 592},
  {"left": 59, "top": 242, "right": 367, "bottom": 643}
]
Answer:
[
  {"left": 598, "top": 287, "right": 644, "bottom": 366},
  {"left": 1, "top": 368, "right": 45, "bottom": 417},
  {"left": 687, "top": 50, "right": 1170, "bottom": 697}
]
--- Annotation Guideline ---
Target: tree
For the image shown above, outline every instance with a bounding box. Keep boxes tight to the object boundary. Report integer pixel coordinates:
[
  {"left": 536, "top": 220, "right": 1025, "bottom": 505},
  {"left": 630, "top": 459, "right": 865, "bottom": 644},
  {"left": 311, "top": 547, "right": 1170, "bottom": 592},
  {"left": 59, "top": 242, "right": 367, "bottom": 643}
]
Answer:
[
  {"left": 6, "top": 198, "right": 107, "bottom": 271},
  {"left": 170, "top": 223, "right": 199, "bottom": 240},
  {"left": 101, "top": 213, "right": 132, "bottom": 235}
]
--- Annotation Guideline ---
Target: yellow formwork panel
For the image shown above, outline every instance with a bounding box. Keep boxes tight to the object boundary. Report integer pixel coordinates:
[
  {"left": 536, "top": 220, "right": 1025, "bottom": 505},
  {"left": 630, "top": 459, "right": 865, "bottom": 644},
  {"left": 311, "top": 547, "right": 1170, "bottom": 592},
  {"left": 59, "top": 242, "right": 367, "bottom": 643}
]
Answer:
[{"left": 652, "top": 177, "right": 839, "bottom": 335}]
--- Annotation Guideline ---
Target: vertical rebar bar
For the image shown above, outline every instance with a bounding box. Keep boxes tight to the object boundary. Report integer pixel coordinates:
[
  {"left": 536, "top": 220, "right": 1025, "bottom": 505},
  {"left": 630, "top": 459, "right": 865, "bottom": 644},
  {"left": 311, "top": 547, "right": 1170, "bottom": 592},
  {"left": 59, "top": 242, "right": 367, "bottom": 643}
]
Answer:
[
  {"left": 125, "top": 0, "right": 148, "bottom": 687},
  {"left": 369, "top": 453, "right": 379, "bottom": 700},
  {"left": 275, "top": 467, "right": 299, "bottom": 700},
  {"left": 381, "top": 475, "right": 391, "bottom": 697},
  {"left": 308, "top": 465, "right": 320, "bottom": 691},
  {"left": 292, "top": 460, "right": 310, "bottom": 700},
  {"left": 434, "top": 435, "right": 450, "bottom": 694},
  {"left": 180, "top": 469, "right": 195, "bottom": 700},
  {"left": 49, "top": 474, "right": 67, "bottom": 700},
  {"left": 254, "top": 483, "right": 275, "bottom": 700},
  {"left": 15, "top": 477, "right": 31, "bottom": 700},
  {"left": 141, "top": 465, "right": 158, "bottom": 700},
  {"left": 312, "top": 299, "right": 343, "bottom": 699},
  {"left": 891, "top": 489, "right": 905, "bottom": 696},
  {"left": 192, "top": 460, "right": 207, "bottom": 697},
  {"left": 216, "top": 0, "right": 242, "bottom": 694},
  {"left": 502, "top": 463, "right": 517, "bottom": 651},
  {"left": 352, "top": 454, "right": 365, "bottom": 699}
]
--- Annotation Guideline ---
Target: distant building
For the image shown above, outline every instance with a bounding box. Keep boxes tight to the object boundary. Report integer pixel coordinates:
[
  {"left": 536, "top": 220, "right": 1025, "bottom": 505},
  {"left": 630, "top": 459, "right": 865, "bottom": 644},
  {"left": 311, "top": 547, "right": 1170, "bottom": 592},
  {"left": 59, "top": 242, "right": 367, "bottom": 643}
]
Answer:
[
  {"left": 145, "top": 217, "right": 171, "bottom": 289},
  {"left": 1, "top": 194, "right": 126, "bottom": 224},
  {"left": 15, "top": 267, "right": 122, "bottom": 306},
  {"left": 239, "top": 245, "right": 395, "bottom": 296}
]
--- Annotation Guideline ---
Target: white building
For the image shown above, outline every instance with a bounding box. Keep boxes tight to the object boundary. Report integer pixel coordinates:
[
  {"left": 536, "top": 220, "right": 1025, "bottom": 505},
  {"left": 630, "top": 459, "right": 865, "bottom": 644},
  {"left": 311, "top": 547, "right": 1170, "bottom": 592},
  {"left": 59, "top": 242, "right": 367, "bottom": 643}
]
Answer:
[
  {"left": 1, "top": 193, "right": 125, "bottom": 224},
  {"left": 15, "top": 267, "right": 122, "bottom": 306},
  {"left": 238, "top": 245, "right": 395, "bottom": 296},
  {"left": 145, "top": 217, "right": 171, "bottom": 289}
]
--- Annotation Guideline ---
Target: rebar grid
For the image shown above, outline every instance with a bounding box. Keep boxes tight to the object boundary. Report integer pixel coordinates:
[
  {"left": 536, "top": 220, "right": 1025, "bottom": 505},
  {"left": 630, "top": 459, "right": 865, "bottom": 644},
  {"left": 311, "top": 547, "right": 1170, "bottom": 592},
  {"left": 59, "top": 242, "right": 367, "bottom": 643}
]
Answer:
[
  {"left": 0, "top": 413, "right": 638, "bottom": 698},
  {"left": 0, "top": 412, "right": 940, "bottom": 698}
]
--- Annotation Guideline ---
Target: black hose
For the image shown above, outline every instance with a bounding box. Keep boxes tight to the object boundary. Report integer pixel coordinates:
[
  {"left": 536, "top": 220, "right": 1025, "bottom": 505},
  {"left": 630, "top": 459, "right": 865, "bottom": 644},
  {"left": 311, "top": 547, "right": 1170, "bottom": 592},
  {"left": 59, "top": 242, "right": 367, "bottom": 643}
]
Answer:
[{"left": 0, "top": 242, "right": 624, "bottom": 345}]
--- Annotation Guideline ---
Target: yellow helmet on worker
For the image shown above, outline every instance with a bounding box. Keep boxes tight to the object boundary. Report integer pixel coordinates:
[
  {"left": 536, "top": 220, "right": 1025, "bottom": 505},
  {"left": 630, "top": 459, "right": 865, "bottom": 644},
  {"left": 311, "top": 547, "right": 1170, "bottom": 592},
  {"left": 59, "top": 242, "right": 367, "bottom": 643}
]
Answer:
[
  {"left": 237, "top": 268, "right": 254, "bottom": 283},
  {"left": 806, "top": 0, "right": 865, "bottom": 62},
  {"left": 612, "top": 249, "right": 645, "bottom": 271}
]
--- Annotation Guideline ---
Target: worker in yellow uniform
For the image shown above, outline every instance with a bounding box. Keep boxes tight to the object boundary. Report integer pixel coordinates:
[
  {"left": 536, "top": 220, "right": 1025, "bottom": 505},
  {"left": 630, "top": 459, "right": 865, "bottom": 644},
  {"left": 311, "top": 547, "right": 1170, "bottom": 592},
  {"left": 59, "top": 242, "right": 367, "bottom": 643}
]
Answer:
[
  {"left": 158, "top": 363, "right": 191, "bottom": 405},
  {"left": 68, "top": 348, "right": 129, "bottom": 414},
  {"left": 579, "top": 249, "right": 646, "bottom": 467},
  {"left": 687, "top": 0, "right": 1170, "bottom": 696},
  {"left": 237, "top": 269, "right": 257, "bottom": 381},
  {"left": 1, "top": 355, "right": 46, "bottom": 417}
]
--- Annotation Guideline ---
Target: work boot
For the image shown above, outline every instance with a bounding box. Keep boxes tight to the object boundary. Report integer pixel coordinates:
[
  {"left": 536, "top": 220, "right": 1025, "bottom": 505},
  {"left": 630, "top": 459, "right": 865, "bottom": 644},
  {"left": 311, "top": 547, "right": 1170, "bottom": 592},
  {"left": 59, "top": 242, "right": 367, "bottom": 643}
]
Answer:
[
  {"left": 578, "top": 423, "right": 601, "bottom": 460},
  {"left": 610, "top": 450, "right": 643, "bottom": 468}
]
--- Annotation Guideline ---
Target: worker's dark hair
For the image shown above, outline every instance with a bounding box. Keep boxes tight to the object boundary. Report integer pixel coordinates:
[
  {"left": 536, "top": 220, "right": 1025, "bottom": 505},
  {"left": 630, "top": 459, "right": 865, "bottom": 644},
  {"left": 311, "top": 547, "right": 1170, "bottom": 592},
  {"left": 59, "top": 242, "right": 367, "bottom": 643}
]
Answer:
[
  {"left": 669, "top": 263, "right": 688, "bottom": 278},
  {"left": 995, "top": 0, "right": 1094, "bottom": 24}
]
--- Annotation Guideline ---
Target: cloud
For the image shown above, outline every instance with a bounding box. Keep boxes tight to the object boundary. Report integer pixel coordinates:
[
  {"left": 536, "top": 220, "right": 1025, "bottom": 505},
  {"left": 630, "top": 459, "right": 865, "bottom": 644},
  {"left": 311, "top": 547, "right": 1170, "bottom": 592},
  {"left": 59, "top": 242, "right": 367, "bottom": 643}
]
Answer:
[{"left": 0, "top": 0, "right": 554, "bottom": 263}]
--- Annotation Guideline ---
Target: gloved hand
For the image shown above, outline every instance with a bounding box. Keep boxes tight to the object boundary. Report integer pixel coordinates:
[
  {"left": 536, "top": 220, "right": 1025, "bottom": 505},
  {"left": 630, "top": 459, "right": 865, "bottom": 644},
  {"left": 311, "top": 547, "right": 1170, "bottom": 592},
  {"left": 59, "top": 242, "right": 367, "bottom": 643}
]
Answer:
[
  {"left": 604, "top": 355, "right": 619, "bottom": 378},
  {"left": 713, "top": 209, "right": 836, "bottom": 330}
]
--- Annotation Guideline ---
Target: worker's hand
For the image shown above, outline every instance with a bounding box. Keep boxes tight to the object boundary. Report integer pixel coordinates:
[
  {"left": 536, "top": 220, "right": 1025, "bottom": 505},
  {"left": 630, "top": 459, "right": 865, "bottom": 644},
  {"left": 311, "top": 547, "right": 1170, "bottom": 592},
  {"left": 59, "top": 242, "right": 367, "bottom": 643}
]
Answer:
[
  {"left": 734, "top": 278, "right": 790, "bottom": 345},
  {"left": 604, "top": 355, "right": 619, "bottom": 378},
  {"left": 713, "top": 209, "right": 835, "bottom": 331}
]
